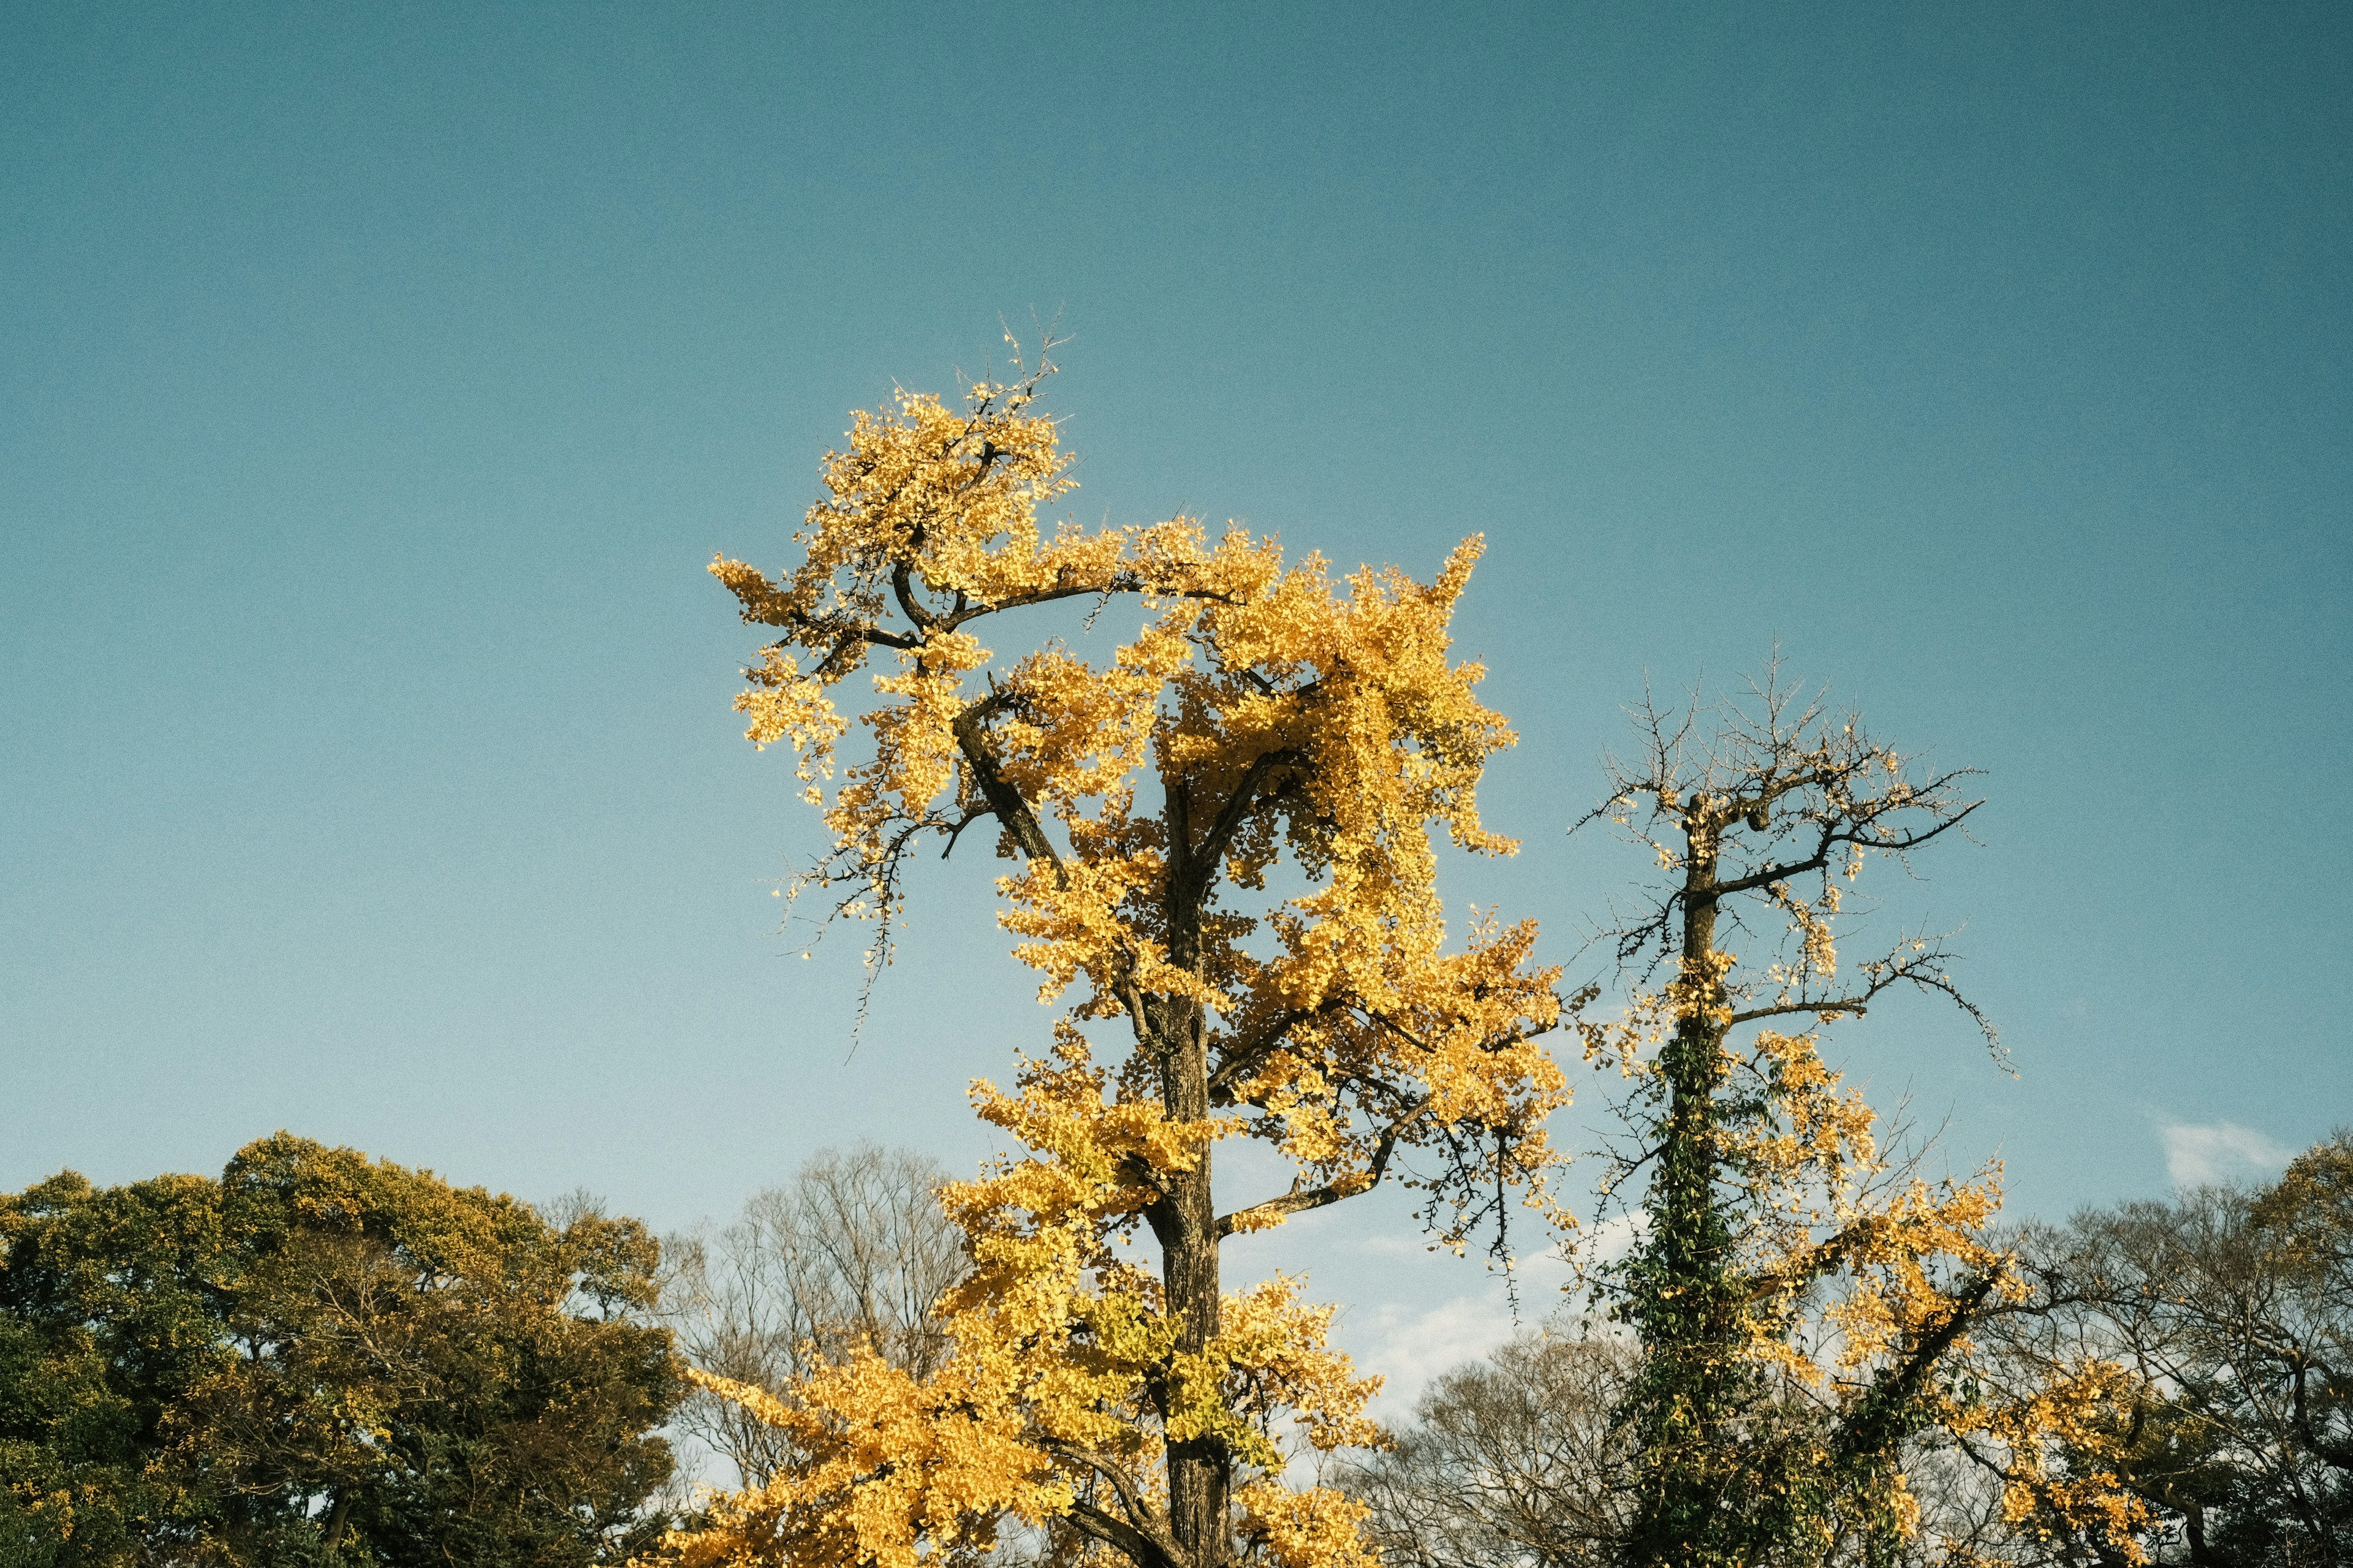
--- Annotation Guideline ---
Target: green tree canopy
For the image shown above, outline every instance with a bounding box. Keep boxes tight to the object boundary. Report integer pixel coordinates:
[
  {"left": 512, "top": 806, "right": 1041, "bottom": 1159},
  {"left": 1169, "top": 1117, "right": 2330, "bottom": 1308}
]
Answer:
[{"left": 1, "top": 1134, "right": 681, "bottom": 1567}]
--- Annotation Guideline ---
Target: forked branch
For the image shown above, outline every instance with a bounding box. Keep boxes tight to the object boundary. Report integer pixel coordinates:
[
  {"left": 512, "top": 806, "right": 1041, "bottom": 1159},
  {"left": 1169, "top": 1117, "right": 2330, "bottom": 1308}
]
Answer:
[{"left": 950, "top": 690, "right": 1066, "bottom": 882}]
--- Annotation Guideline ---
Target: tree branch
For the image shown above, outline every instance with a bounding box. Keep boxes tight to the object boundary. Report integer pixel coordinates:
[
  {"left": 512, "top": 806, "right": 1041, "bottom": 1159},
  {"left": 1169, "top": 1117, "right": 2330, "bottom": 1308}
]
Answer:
[
  {"left": 950, "top": 691, "right": 1065, "bottom": 883},
  {"left": 771, "top": 620, "right": 918, "bottom": 684},
  {"left": 1215, "top": 1099, "right": 1428, "bottom": 1238},
  {"left": 1832, "top": 1268, "right": 2003, "bottom": 1463},
  {"left": 1724, "top": 999, "right": 1868, "bottom": 1026},
  {"left": 1207, "top": 1002, "right": 1341, "bottom": 1097},
  {"left": 890, "top": 559, "right": 939, "bottom": 634},
  {"left": 1065, "top": 1499, "right": 1186, "bottom": 1568},
  {"left": 1710, "top": 798, "right": 1982, "bottom": 900},
  {"left": 1044, "top": 1442, "right": 1186, "bottom": 1568},
  {"left": 936, "top": 808, "right": 992, "bottom": 860},
  {"left": 942, "top": 576, "right": 1241, "bottom": 630},
  {"left": 1175, "top": 748, "right": 1306, "bottom": 917}
]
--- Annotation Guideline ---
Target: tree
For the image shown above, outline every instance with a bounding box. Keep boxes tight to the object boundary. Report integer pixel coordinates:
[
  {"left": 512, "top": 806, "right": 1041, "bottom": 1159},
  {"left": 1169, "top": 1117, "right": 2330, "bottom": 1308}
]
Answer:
[
  {"left": 0, "top": 1170, "right": 227, "bottom": 1567},
  {"left": 1341, "top": 1326, "right": 1637, "bottom": 1568},
  {"left": 0, "top": 1135, "right": 683, "bottom": 1567},
  {"left": 662, "top": 1144, "right": 965, "bottom": 1490},
  {"left": 1571, "top": 673, "right": 2138, "bottom": 1568},
  {"left": 668, "top": 345, "right": 1569, "bottom": 1568},
  {"left": 1980, "top": 1133, "right": 2353, "bottom": 1564}
]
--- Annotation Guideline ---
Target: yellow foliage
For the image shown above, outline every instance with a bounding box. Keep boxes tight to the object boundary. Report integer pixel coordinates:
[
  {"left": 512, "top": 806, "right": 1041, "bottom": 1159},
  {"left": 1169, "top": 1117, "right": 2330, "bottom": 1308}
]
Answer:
[
  {"left": 1235, "top": 1482, "right": 1380, "bottom": 1568},
  {"left": 667, "top": 354, "right": 1565, "bottom": 1568},
  {"left": 659, "top": 1037, "right": 1393, "bottom": 1568}
]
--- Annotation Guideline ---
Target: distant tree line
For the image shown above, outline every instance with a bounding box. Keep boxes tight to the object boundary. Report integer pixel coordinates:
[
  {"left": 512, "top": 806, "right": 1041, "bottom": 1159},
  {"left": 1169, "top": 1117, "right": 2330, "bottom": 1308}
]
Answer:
[{"left": 10, "top": 1125, "right": 2342, "bottom": 1567}]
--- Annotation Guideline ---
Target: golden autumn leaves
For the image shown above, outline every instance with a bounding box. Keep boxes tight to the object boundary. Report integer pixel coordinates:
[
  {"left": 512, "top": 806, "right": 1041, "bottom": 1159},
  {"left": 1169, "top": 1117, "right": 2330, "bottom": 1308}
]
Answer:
[
  {"left": 675, "top": 362, "right": 1566, "bottom": 1568},
  {"left": 670, "top": 361, "right": 2138, "bottom": 1568},
  {"left": 707, "top": 367, "right": 1570, "bottom": 1259}
]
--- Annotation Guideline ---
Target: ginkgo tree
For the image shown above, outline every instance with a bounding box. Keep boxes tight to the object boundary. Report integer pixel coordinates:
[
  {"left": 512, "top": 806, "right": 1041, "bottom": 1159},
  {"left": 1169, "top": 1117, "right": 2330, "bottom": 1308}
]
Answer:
[
  {"left": 1572, "top": 675, "right": 2143, "bottom": 1568},
  {"left": 670, "top": 343, "right": 1569, "bottom": 1568}
]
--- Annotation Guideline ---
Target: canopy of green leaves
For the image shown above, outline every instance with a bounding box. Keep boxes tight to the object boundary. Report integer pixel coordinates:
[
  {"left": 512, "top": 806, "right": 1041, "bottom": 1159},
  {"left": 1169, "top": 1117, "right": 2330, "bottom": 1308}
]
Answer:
[{"left": 1, "top": 1135, "right": 681, "bottom": 1567}]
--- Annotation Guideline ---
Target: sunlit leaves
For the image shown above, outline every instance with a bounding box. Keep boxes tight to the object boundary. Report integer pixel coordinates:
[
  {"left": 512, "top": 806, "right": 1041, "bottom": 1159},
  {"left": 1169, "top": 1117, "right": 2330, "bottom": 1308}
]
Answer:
[{"left": 674, "top": 357, "right": 1566, "bottom": 1568}]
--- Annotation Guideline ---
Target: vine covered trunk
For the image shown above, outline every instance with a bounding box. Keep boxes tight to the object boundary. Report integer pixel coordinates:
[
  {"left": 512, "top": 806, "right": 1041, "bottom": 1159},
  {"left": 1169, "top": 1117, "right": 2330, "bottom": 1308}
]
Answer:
[
  {"left": 1625, "top": 820, "right": 1740, "bottom": 1568},
  {"left": 1578, "top": 678, "right": 2132, "bottom": 1566}
]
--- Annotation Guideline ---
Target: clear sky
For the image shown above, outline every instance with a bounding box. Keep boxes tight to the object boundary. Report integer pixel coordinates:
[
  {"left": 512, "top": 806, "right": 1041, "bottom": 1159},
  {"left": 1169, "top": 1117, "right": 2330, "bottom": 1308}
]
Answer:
[{"left": 6, "top": 2, "right": 2349, "bottom": 1404}]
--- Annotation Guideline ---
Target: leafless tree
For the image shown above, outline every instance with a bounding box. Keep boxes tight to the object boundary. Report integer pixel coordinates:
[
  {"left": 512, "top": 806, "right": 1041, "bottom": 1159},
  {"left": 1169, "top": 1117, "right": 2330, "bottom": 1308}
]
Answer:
[
  {"left": 661, "top": 1143, "right": 967, "bottom": 1488},
  {"left": 1342, "top": 1327, "right": 1640, "bottom": 1568}
]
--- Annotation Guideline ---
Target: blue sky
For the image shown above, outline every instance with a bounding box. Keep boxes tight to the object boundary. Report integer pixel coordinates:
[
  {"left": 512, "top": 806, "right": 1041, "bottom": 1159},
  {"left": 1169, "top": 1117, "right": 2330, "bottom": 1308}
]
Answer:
[{"left": 5, "top": 2, "right": 2348, "bottom": 1401}]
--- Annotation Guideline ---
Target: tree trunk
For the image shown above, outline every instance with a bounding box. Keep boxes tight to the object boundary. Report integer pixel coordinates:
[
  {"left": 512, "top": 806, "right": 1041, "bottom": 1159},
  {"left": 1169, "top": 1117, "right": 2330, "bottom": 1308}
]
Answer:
[
  {"left": 1626, "top": 813, "right": 1737, "bottom": 1568},
  {"left": 1159, "top": 991, "right": 1227, "bottom": 1568},
  {"left": 1152, "top": 777, "right": 1230, "bottom": 1568},
  {"left": 2183, "top": 1504, "right": 2227, "bottom": 1568}
]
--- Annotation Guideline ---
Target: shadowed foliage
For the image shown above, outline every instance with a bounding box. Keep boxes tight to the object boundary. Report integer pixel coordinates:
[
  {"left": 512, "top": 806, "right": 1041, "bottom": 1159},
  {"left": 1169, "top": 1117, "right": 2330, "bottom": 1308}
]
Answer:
[{"left": 1, "top": 1134, "right": 681, "bottom": 1567}]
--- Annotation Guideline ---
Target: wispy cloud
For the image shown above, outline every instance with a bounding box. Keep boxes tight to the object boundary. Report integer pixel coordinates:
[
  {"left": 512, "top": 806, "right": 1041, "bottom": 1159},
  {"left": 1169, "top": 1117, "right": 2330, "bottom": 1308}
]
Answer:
[
  {"left": 2159, "top": 1121, "right": 2292, "bottom": 1186},
  {"left": 1571, "top": 1210, "right": 1648, "bottom": 1267},
  {"left": 1355, "top": 1293, "right": 1528, "bottom": 1412},
  {"left": 1351, "top": 1248, "right": 1580, "bottom": 1414}
]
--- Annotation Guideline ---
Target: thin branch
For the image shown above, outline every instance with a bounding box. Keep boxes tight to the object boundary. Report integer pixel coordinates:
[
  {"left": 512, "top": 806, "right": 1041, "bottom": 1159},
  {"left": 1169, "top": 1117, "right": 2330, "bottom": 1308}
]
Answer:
[
  {"left": 936, "top": 808, "right": 992, "bottom": 860},
  {"left": 1709, "top": 798, "right": 1984, "bottom": 900},
  {"left": 1215, "top": 1099, "right": 1428, "bottom": 1238}
]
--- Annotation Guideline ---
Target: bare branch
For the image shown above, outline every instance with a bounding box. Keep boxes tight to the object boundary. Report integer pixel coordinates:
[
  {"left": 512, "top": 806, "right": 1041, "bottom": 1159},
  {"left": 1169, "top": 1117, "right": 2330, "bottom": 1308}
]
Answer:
[
  {"left": 935, "top": 808, "right": 992, "bottom": 861},
  {"left": 1710, "top": 795, "right": 1984, "bottom": 901}
]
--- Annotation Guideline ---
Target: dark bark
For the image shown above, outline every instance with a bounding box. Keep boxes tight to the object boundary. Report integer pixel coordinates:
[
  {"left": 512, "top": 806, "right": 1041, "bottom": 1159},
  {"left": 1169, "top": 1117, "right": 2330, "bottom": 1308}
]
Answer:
[
  {"left": 1158, "top": 760, "right": 1230, "bottom": 1568},
  {"left": 1159, "top": 992, "right": 1229, "bottom": 1568}
]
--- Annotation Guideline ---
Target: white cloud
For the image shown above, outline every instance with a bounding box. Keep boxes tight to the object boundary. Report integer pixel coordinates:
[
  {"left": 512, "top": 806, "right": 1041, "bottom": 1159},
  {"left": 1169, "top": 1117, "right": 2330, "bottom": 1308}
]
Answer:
[
  {"left": 1356, "top": 1293, "right": 1526, "bottom": 1412},
  {"left": 1356, "top": 1233, "right": 1428, "bottom": 1259},
  {"left": 1569, "top": 1210, "right": 1648, "bottom": 1267},
  {"left": 1352, "top": 1248, "right": 1581, "bottom": 1414},
  {"left": 2159, "top": 1121, "right": 2292, "bottom": 1187}
]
